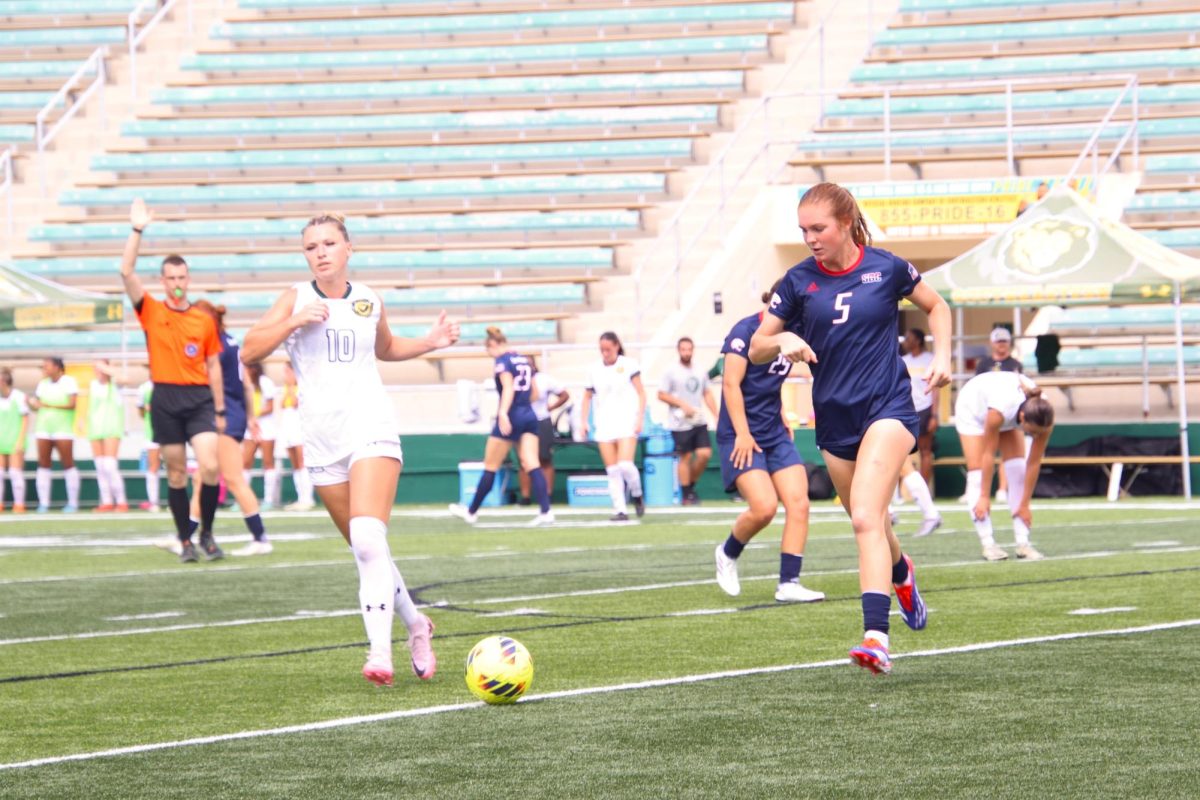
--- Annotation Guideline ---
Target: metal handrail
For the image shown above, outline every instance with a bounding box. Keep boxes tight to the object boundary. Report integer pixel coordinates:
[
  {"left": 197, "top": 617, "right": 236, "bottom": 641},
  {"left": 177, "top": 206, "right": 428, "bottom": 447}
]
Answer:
[
  {"left": 1064, "top": 75, "right": 1139, "bottom": 184},
  {"left": 35, "top": 46, "right": 109, "bottom": 194},
  {"left": 129, "top": 0, "right": 193, "bottom": 102},
  {"left": 1, "top": 147, "right": 14, "bottom": 255}
]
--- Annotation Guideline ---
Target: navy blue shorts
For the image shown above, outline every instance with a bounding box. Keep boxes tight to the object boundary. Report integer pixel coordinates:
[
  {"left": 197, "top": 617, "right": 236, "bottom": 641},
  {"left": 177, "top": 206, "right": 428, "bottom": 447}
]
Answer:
[
  {"left": 817, "top": 395, "right": 919, "bottom": 462},
  {"left": 224, "top": 397, "right": 247, "bottom": 444},
  {"left": 716, "top": 435, "right": 803, "bottom": 493},
  {"left": 491, "top": 407, "right": 540, "bottom": 443}
]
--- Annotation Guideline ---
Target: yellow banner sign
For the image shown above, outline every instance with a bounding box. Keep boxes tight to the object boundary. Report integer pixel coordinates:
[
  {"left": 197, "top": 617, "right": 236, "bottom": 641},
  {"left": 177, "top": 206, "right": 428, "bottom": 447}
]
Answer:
[
  {"left": 14, "top": 303, "right": 102, "bottom": 329},
  {"left": 860, "top": 194, "right": 1023, "bottom": 229},
  {"left": 950, "top": 283, "right": 1115, "bottom": 306}
]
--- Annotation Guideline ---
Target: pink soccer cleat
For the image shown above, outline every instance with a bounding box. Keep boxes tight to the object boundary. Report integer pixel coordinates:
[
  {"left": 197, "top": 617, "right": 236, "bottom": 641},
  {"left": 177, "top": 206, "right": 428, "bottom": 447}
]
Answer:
[
  {"left": 362, "top": 652, "right": 394, "bottom": 687},
  {"left": 406, "top": 614, "right": 437, "bottom": 680}
]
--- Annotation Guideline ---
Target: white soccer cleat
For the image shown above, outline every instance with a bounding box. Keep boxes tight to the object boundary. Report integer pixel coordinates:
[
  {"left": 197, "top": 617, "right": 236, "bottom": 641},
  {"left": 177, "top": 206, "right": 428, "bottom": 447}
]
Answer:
[
  {"left": 232, "top": 540, "right": 273, "bottom": 557},
  {"left": 284, "top": 500, "right": 315, "bottom": 512},
  {"left": 1015, "top": 544, "right": 1045, "bottom": 561},
  {"left": 447, "top": 503, "right": 477, "bottom": 524},
  {"left": 153, "top": 537, "right": 183, "bottom": 556},
  {"left": 530, "top": 511, "right": 555, "bottom": 526},
  {"left": 914, "top": 515, "right": 942, "bottom": 538},
  {"left": 714, "top": 544, "right": 741, "bottom": 597},
  {"left": 995, "top": 488, "right": 1008, "bottom": 504},
  {"left": 982, "top": 543, "right": 1009, "bottom": 562},
  {"left": 774, "top": 582, "right": 825, "bottom": 603}
]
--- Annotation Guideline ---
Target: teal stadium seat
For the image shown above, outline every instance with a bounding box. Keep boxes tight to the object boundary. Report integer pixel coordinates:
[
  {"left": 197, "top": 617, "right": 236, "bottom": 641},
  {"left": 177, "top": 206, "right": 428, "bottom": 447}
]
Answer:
[
  {"left": 1145, "top": 154, "right": 1200, "bottom": 175},
  {"left": 1142, "top": 229, "right": 1200, "bottom": 249},
  {"left": 0, "top": 123, "right": 33, "bottom": 142},
  {"left": 1126, "top": 191, "right": 1200, "bottom": 214},
  {"left": 211, "top": 3, "right": 794, "bottom": 41},
  {"left": 121, "top": 105, "right": 721, "bottom": 141},
  {"left": 91, "top": 138, "right": 695, "bottom": 173},
  {"left": 60, "top": 173, "right": 667, "bottom": 208},
  {"left": 182, "top": 35, "right": 769, "bottom": 73},
  {"left": 1021, "top": 345, "right": 1200, "bottom": 371},
  {"left": 29, "top": 210, "right": 642, "bottom": 242},
  {"left": 875, "top": 13, "right": 1200, "bottom": 47},
  {"left": 898, "top": 0, "right": 1123, "bottom": 9},
  {"left": 0, "top": 91, "right": 59, "bottom": 109},
  {"left": 13, "top": 247, "right": 615, "bottom": 278},
  {"left": 0, "top": 60, "right": 97, "bottom": 79},
  {"left": 851, "top": 49, "right": 1200, "bottom": 83},
  {"left": 0, "top": 26, "right": 126, "bottom": 47},
  {"left": 824, "top": 86, "right": 1200, "bottom": 119},
  {"left": 0, "top": 0, "right": 145, "bottom": 15},
  {"left": 150, "top": 71, "right": 747, "bottom": 106},
  {"left": 1045, "top": 306, "right": 1200, "bottom": 333}
]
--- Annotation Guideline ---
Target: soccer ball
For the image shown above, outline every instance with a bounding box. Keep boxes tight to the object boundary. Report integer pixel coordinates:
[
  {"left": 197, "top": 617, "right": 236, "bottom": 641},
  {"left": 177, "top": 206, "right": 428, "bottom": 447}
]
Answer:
[{"left": 464, "top": 635, "right": 534, "bottom": 704}]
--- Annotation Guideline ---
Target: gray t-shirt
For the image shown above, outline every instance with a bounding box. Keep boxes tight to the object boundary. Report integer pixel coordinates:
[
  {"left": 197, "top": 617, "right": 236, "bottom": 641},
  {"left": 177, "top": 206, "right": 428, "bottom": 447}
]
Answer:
[{"left": 660, "top": 362, "right": 709, "bottom": 432}]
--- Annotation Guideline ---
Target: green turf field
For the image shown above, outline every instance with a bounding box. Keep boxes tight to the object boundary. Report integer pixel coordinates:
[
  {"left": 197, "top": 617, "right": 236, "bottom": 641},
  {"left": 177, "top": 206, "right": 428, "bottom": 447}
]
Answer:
[{"left": 2, "top": 500, "right": 1199, "bottom": 799}]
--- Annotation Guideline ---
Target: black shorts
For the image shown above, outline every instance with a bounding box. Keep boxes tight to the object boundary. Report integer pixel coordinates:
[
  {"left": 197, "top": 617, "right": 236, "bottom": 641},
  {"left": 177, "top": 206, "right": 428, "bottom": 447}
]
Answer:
[
  {"left": 536, "top": 417, "right": 555, "bottom": 464},
  {"left": 917, "top": 407, "right": 934, "bottom": 437},
  {"left": 151, "top": 383, "right": 217, "bottom": 446},
  {"left": 671, "top": 425, "right": 711, "bottom": 455}
]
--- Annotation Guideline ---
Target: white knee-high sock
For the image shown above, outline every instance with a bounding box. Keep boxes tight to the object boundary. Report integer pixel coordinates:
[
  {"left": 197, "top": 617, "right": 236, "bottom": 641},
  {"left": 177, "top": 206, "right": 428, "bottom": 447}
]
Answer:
[
  {"left": 108, "top": 457, "right": 127, "bottom": 504},
  {"left": 65, "top": 467, "right": 81, "bottom": 508},
  {"left": 95, "top": 458, "right": 114, "bottom": 506},
  {"left": 349, "top": 516, "right": 396, "bottom": 657},
  {"left": 10, "top": 467, "right": 24, "bottom": 507},
  {"left": 605, "top": 464, "right": 627, "bottom": 514},
  {"left": 902, "top": 471, "right": 938, "bottom": 521},
  {"left": 36, "top": 467, "right": 51, "bottom": 508},
  {"left": 389, "top": 560, "right": 422, "bottom": 629},
  {"left": 293, "top": 468, "right": 313, "bottom": 505},
  {"left": 1003, "top": 457, "right": 1031, "bottom": 545},
  {"left": 618, "top": 460, "right": 642, "bottom": 499},
  {"left": 965, "top": 470, "right": 995, "bottom": 547},
  {"left": 263, "top": 467, "right": 279, "bottom": 506},
  {"left": 144, "top": 468, "right": 159, "bottom": 507}
]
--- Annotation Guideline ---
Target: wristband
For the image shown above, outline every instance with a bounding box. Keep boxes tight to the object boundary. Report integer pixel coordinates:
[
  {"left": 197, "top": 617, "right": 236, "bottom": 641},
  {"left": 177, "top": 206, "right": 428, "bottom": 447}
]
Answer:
[
  {"left": 215, "top": 409, "right": 226, "bottom": 417},
  {"left": 132, "top": 227, "right": 144, "bottom": 234}
]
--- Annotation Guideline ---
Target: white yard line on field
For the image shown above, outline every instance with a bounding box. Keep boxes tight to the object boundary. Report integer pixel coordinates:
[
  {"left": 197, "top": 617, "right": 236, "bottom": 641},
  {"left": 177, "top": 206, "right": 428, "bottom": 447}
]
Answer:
[
  {"left": 4, "top": 544, "right": 1197, "bottom": 648},
  {"left": 2, "top": 618, "right": 1198, "bottom": 772}
]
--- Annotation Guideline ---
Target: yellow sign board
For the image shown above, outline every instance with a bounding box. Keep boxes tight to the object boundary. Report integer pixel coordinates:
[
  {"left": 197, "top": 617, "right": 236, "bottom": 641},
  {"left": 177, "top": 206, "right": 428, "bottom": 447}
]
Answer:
[
  {"left": 860, "top": 194, "right": 1023, "bottom": 229},
  {"left": 949, "top": 283, "right": 1114, "bottom": 306}
]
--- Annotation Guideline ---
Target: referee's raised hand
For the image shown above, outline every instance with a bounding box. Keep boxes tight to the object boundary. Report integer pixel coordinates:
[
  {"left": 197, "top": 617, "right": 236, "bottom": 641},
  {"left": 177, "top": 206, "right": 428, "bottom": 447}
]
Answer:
[{"left": 130, "top": 198, "right": 155, "bottom": 232}]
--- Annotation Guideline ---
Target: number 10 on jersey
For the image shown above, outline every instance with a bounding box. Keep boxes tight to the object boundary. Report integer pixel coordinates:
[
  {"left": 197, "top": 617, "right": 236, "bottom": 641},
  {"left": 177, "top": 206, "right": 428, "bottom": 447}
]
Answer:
[{"left": 326, "top": 329, "right": 355, "bottom": 362}]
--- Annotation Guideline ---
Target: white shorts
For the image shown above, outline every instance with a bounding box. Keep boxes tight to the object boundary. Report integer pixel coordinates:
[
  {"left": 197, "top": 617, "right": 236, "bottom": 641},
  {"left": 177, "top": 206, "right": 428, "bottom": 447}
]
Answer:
[
  {"left": 307, "top": 439, "right": 404, "bottom": 487},
  {"left": 279, "top": 407, "right": 303, "bottom": 450},
  {"left": 36, "top": 432, "right": 75, "bottom": 442},
  {"left": 954, "top": 396, "right": 1018, "bottom": 438},
  {"left": 593, "top": 422, "right": 637, "bottom": 443},
  {"left": 254, "top": 414, "right": 278, "bottom": 442}
]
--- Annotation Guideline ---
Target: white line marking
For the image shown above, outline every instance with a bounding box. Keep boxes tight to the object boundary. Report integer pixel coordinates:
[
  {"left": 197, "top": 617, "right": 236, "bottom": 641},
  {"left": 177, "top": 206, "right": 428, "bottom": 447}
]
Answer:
[
  {"left": 0, "top": 532, "right": 324, "bottom": 549},
  {"left": 2, "top": 618, "right": 1197, "bottom": 772},
  {"left": 1135, "top": 541, "right": 1180, "bottom": 548},
  {"left": 1067, "top": 607, "right": 1137, "bottom": 616},
  {"left": 665, "top": 608, "right": 738, "bottom": 617},
  {"left": 6, "top": 544, "right": 1198, "bottom": 647},
  {"left": 102, "top": 612, "right": 185, "bottom": 622},
  {"left": 478, "top": 608, "right": 548, "bottom": 618}
]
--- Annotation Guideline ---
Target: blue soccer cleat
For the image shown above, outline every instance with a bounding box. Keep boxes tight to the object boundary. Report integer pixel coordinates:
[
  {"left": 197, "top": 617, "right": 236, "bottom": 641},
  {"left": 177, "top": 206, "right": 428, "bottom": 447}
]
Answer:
[
  {"left": 849, "top": 638, "right": 891, "bottom": 675},
  {"left": 894, "top": 553, "right": 927, "bottom": 631}
]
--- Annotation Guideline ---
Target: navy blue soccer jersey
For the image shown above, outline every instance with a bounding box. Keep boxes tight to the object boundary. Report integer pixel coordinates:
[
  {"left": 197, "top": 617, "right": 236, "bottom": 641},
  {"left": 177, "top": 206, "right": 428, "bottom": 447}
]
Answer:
[
  {"left": 493, "top": 351, "right": 535, "bottom": 408},
  {"left": 767, "top": 245, "right": 920, "bottom": 453},
  {"left": 219, "top": 331, "right": 245, "bottom": 409},
  {"left": 716, "top": 311, "right": 793, "bottom": 445}
]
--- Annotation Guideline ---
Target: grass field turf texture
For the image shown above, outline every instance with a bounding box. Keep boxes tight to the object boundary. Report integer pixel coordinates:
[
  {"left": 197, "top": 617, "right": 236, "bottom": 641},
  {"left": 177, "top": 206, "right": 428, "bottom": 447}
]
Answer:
[{"left": 2, "top": 501, "right": 1198, "bottom": 799}]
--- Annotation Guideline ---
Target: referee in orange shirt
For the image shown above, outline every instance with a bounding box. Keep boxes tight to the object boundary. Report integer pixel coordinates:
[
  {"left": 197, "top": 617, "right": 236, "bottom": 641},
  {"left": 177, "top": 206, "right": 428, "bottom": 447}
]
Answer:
[{"left": 120, "top": 199, "right": 226, "bottom": 563}]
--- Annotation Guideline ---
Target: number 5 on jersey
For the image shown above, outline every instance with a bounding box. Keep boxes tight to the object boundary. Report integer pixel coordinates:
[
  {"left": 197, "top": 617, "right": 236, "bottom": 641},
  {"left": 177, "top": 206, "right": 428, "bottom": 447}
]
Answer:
[{"left": 833, "top": 292, "right": 853, "bottom": 325}]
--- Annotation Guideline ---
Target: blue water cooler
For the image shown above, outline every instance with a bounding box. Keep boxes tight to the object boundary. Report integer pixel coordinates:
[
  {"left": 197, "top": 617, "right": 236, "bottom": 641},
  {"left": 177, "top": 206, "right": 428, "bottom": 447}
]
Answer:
[
  {"left": 458, "top": 462, "right": 510, "bottom": 507},
  {"left": 642, "top": 455, "right": 681, "bottom": 506}
]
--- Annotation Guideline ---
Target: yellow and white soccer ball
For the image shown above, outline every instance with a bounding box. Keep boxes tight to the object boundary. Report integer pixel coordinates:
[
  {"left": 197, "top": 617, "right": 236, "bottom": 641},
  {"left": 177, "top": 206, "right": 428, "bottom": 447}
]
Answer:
[{"left": 464, "top": 635, "right": 534, "bottom": 705}]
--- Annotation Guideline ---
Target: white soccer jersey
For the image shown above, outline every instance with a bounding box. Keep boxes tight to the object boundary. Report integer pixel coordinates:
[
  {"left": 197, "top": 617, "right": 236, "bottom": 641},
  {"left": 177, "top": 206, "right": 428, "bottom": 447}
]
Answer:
[
  {"left": 284, "top": 281, "right": 400, "bottom": 467},
  {"left": 954, "top": 371, "right": 1036, "bottom": 436},
  {"left": 586, "top": 355, "right": 641, "bottom": 440},
  {"left": 531, "top": 372, "right": 565, "bottom": 422},
  {"left": 902, "top": 351, "right": 935, "bottom": 412}
]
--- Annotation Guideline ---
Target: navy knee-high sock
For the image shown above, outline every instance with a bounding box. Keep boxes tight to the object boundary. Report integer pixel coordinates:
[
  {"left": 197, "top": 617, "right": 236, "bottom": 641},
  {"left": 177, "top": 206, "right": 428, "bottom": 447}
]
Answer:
[
  {"left": 168, "top": 486, "right": 191, "bottom": 542},
  {"left": 529, "top": 467, "right": 551, "bottom": 513},
  {"left": 862, "top": 591, "right": 891, "bottom": 636},
  {"left": 468, "top": 470, "right": 496, "bottom": 515}
]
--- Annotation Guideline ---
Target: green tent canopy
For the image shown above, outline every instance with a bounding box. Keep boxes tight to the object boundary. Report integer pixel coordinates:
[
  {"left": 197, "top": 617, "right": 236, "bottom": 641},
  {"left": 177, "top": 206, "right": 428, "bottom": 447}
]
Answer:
[
  {"left": 0, "top": 261, "right": 123, "bottom": 330},
  {"left": 919, "top": 187, "right": 1200, "bottom": 307}
]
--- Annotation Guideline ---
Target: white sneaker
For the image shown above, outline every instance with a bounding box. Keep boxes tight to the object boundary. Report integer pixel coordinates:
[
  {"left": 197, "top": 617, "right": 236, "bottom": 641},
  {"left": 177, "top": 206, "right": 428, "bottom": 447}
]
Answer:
[
  {"left": 284, "top": 500, "right": 315, "bottom": 511},
  {"left": 714, "top": 543, "right": 740, "bottom": 596},
  {"left": 153, "top": 537, "right": 183, "bottom": 556},
  {"left": 995, "top": 488, "right": 1008, "bottom": 504},
  {"left": 982, "top": 543, "right": 1009, "bottom": 561},
  {"left": 232, "top": 540, "right": 273, "bottom": 557},
  {"left": 530, "top": 511, "right": 555, "bottom": 526},
  {"left": 774, "top": 582, "right": 825, "bottom": 603},
  {"left": 1015, "top": 544, "right": 1044, "bottom": 561},
  {"left": 914, "top": 515, "right": 942, "bottom": 538},
  {"left": 448, "top": 503, "right": 477, "bottom": 524}
]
